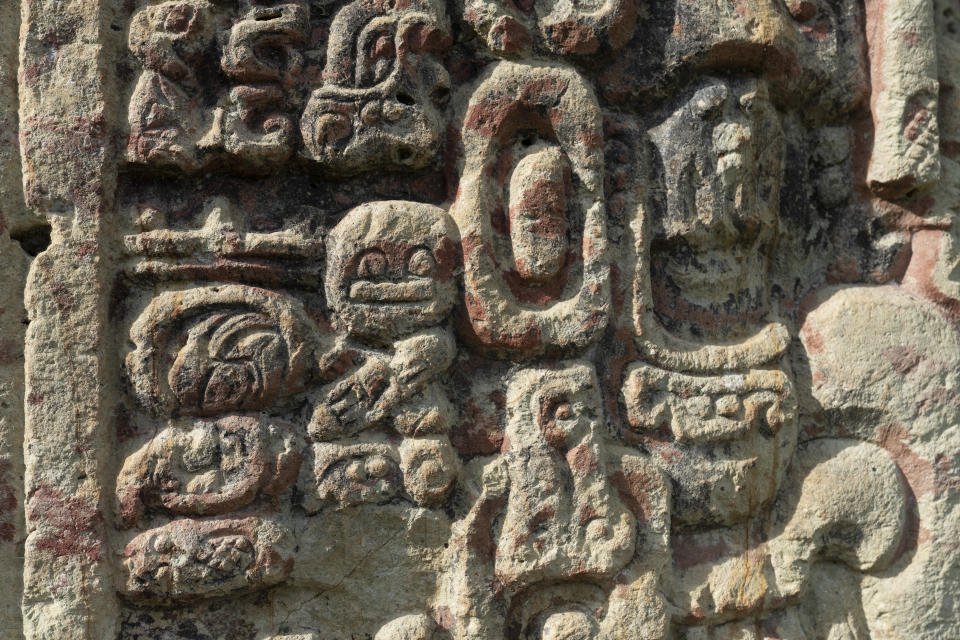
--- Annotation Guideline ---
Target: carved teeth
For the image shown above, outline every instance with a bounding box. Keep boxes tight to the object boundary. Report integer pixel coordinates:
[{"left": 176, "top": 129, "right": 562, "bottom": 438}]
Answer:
[{"left": 348, "top": 279, "right": 435, "bottom": 302}]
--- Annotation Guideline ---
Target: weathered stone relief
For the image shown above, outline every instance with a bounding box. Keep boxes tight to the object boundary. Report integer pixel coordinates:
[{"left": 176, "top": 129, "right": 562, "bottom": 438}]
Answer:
[
  {"left": 453, "top": 61, "right": 610, "bottom": 358},
  {"left": 301, "top": 0, "right": 452, "bottom": 172},
  {"left": 462, "top": 0, "right": 636, "bottom": 57},
  {"left": 629, "top": 76, "right": 790, "bottom": 372},
  {"left": 2, "top": 0, "right": 959, "bottom": 639},
  {"left": 437, "top": 363, "right": 660, "bottom": 640}
]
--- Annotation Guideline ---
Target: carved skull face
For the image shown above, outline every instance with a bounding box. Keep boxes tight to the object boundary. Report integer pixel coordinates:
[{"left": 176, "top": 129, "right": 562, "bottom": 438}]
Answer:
[
  {"left": 325, "top": 201, "right": 459, "bottom": 341},
  {"left": 300, "top": 0, "right": 452, "bottom": 172}
]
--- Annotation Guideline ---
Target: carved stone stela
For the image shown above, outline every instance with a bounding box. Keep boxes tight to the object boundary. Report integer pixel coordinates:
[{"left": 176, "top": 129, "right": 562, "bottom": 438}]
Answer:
[{"left": 1, "top": 0, "right": 959, "bottom": 638}]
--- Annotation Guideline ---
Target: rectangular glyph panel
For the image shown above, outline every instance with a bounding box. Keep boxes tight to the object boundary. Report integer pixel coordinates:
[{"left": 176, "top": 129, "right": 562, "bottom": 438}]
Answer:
[{"left": 4, "top": 0, "right": 960, "bottom": 639}]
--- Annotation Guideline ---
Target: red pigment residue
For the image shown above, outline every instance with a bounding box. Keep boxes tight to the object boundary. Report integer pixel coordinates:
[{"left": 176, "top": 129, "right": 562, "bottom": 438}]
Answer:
[
  {"left": 117, "top": 482, "right": 143, "bottom": 528},
  {"left": 671, "top": 532, "right": 731, "bottom": 571},
  {"left": 877, "top": 424, "right": 945, "bottom": 499},
  {"left": 463, "top": 94, "right": 519, "bottom": 138},
  {"left": 800, "top": 323, "right": 826, "bottom": 355},
  {"left": 466, "top": 496, "right": 506, "bottom": 563},
  {"left": 491, "top": 16, "right": 531, "bottom": 54},
  {"left": 461, "top": 290, "right": 543, "bottom": 351},
  {"left": 547, "top": 19, "right": 599, "bottom": 55},
  {"left": 883, "top": 346, "right": 922, "bottom": 376},
  {"left": 502, "top": 262, "right": 570, "bottom": 305},
  {"left": 49, "top": 282, "right": 76, "bottom": 313},
  {"left": 460, "top": 233, "right": 492, "bottom": 262},
  {"left": 566, "top": 443, "right": 598, "bottom": 473},
  {"left": 901, "top": 230, "right": 960, "bottom": 321},
  {"left": 500, "top": 432, "right": 511, "bottom": 454},
  {"left": 409, "top": 23, "right": 452, "bottom": 54},
  {"left": 464, "top": 77, "right": 567, "bottom": 139},
  {"left": 903, "top": 106, "right": 930, "bottom": 143},
  {"left": 27, "top": 485, "right": 103, "bottom": 562},
  {"left": 452, "top": 398, "right": 504, "bottom": 456},
  {"left": 74, "top": 241, "right": 97, "bottom": 258},
  {"left": 608, "top": 0, "right": 637, "bottom": 48},
  {"left": 576, "top": 126, "right": 603, "bottom": 149},
  {"left": 518, "top": 76, "right": 568, "bottom": 107},
  {"left": 609, "top": 470, "right": 654, "bottom": 521},
  {"left": 578, "top": 503, "right": 599, "bottom": 524}
]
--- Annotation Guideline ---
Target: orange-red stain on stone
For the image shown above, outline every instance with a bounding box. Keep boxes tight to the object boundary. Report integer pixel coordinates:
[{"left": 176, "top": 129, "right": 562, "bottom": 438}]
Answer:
[
  {"left": 609, "top": 470, "right": 654, "bottom": 521},
  {"left": 566, "top": 443, "right": 598, "bottom": 474},
  {"left": 27, "top": 485, "right": 103, "bottom": 562}
]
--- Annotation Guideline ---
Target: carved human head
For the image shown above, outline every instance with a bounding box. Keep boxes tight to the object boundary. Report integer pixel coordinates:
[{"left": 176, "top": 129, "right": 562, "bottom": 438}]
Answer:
[
  {"left": 325, "top": 200, "right": 459, "bottom": 341},
  {"left": 646, "top": 77, "right": 783, "bottom": 338}
]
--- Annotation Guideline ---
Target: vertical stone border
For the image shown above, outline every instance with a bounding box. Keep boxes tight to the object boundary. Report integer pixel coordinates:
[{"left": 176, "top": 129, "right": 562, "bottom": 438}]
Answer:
[
  {"left": 0, "top": 240, "right": 28, "bottom": 640},
  {"left": 865, "top": 0, "right": 941, "bottom": 198},
  {"left": 19, "top": 1, "right": 121, "bottom": 637},
  {"left": 2, "top": 2, "right": 33, "bottom": 638}
]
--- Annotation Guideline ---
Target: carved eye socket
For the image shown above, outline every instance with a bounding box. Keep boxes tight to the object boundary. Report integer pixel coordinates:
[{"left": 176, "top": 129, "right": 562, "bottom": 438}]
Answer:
[
  {"left": 357, "top": 250, "right": 387, "bottom": 279},
  {"left": 407, "top": 248, "right": 436, "bottom": 277},
  {"left": 553, "top": 401, "right": 574, "bottom": 421}
]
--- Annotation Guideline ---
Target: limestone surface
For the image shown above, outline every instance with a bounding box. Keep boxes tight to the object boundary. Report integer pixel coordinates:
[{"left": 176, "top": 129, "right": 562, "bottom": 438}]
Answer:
[{"left": 0, "top": 0, "right": 959, "bottom": 638}]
